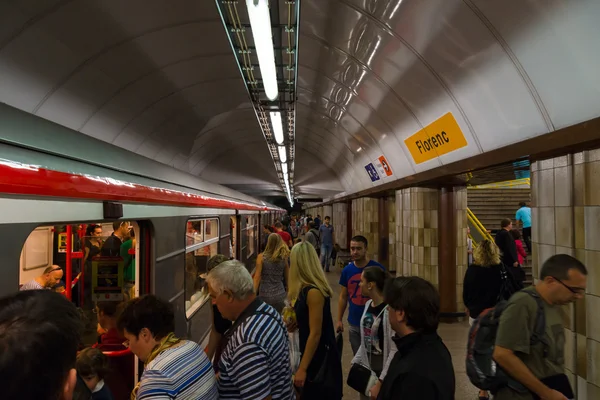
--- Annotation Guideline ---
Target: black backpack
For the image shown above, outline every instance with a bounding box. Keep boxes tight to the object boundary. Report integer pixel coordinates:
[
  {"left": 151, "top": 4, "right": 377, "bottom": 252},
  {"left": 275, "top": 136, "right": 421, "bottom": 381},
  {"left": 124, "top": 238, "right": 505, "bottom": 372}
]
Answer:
[{"left": 466, "top": 290, "right": 547, "bottom": 392}]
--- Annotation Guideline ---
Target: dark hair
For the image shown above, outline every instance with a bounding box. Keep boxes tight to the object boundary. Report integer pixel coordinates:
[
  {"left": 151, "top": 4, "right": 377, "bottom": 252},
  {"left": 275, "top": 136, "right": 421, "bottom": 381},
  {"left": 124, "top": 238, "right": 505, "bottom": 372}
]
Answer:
[
  {"left": 519, "top": 202, "right": 527, "bottom": 207},
  {"left": 0, "top": 290, "right": 83, "bottom": 400},
  {"left": 86, "top": 224, "right": 100, "bottom": 236},
  {"left": 274, "top": 222, "right": 283, "bottom": 229},
  {"left": 117, "top": 295, "right": 174, "bottom": 339},
  {"left": 207, "top": 254, "right": 229, "bottom": 271},
  {"left": 510, "top": 229, "right": 521, "bottom": 241},
  {"left": 363, "top": 266, "right": 387, "bottom": 292},
  {"left": 540, "top": 254, "right": 588, "bottom": 280},
  {"left": 97, "top": 301, "right": 121, "bottom": 317},
  {"left": 112, "top": 221, "right": 122, "bottom": 231},
  {"left": 308, "top": 221, "right": 316, "bottom": 229},
  {"left": 351, "top": 235, "right": 368, "bottom": 248},
  {"left": 324, "top": 216, "right": 331, "bottom": 220},
  {"left": 76, "top": 347, "right": 110, "bottom": 380},
  {"left": 263, "top": 224, "right": 274, "bottom": 233},
  {"left": 500, "top": 219, "right": 512, "bottom": 228},
  {"left": 384, "top": 276, "right": 440, "bottom": 332}
]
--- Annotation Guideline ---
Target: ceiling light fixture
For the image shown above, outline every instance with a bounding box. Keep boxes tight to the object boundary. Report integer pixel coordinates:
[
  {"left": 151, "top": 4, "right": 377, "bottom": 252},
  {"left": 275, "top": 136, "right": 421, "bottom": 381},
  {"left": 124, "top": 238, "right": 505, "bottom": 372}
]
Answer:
[
  {"left": 278, "top": 146, "right": 287, "bottom": 163},
  {"left": 270, "top": 111, "right": 284, "bottom": 144},
  {"left": 246, "top": 0, "right": 278, "bottom": 101},
  {"left": 281, "top": 162, "right": 288, "bottom": 174}
]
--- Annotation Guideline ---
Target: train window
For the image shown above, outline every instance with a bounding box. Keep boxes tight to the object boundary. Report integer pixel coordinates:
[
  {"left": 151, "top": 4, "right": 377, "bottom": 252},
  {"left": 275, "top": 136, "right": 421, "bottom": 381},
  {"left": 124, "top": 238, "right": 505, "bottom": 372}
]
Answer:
[{"left": 185, "top": 218, "right": 219, "bottom": 318}]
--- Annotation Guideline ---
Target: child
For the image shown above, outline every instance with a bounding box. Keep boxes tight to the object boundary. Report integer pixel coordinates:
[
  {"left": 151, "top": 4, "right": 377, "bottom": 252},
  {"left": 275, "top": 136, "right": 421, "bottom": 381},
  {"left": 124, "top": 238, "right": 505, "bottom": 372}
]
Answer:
[
  {"left": 510, "top": 229, "right": 527, "bottom": 265},
  {"left": 76, "top": 347, "right": 114, "bottom": 400}
]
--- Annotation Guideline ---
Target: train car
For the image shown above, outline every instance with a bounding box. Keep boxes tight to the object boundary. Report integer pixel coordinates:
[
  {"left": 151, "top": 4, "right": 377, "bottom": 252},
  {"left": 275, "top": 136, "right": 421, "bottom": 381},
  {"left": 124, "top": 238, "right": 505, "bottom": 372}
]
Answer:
[{"left": 0, "top": 141, "right": 284, "bottom": 398}]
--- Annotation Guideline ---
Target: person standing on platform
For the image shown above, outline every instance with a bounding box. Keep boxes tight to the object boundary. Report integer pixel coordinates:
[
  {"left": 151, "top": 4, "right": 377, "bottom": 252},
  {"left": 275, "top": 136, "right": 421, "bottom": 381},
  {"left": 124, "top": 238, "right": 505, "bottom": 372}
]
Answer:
[
  {"left": 336, "top": 235, "right": 385, "bottom": 355},
  {"left": 274, "top": 222, "right": 293, "bottom": 248},
  {"left": 515, "top": 202, "right": 532, "bottom": 254},
  {"left": 495, "top": 219, "right": 525, "bottom": 288},
  {"left": 0, "top": 290, "right": 83, "bottom": 400},
  {"left": 207, "top": 260, "right": 293, "bottom": 400},
  {"left": 378, "top": 277, "right": 455, "bottom": 400},
  {"left": 319, "top": 216, "right": 335, "bottom": 272},
  {"left": 254, "top": 233, "right": 290, "bottom": 313},
  {"left": 493, "top": 255, "right": 587, "bottom": 400},
  {"left": 287, "top": 242, "right": 343, "bottom": 399}
]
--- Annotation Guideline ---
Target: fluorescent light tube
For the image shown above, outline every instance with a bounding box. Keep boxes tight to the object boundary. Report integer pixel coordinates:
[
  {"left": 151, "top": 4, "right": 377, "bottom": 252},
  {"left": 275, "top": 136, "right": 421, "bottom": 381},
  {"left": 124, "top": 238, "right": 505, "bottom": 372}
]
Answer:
[
  {"left": 246, "top": 0, "right": 278, "bottom": 100},
  {"left": 270, "top": 111, "right": 284, "bottom": 144},
  {"left": 278, "top": 146, "right": 287, "bottom": 163},
  {"left": 281, "top": 162, "right": 288, "bottom": 174}
]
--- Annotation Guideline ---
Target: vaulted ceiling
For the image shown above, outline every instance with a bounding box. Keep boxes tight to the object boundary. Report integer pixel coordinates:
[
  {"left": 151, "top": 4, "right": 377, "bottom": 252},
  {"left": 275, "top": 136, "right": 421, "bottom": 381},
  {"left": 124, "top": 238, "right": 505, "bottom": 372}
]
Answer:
[{"left": 0, "top": 0, "right": 598, "bottom": 202}]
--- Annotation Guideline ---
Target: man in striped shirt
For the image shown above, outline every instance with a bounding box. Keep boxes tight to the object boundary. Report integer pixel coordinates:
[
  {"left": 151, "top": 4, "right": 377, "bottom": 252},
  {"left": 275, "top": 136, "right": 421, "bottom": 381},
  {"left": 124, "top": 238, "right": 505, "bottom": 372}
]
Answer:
[
  {"left": 20, "top": 265, "right": 63, "bottom": 290},
  {"left": 207, "top": 260, "right": 294, "bottom": 400},
  {"left": 118, "top": 295, "right": 218, "bottom": 400}
]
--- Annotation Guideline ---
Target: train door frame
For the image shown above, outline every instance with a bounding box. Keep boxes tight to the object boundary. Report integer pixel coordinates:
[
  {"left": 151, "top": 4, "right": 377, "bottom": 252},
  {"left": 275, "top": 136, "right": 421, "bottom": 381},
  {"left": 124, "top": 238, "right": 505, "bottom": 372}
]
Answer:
[
  {"left": 235, "top": 213, "right": 241, "bottom": 261},
  {"left": 230, "top": 215, "right": 237, "bottom": 260}
]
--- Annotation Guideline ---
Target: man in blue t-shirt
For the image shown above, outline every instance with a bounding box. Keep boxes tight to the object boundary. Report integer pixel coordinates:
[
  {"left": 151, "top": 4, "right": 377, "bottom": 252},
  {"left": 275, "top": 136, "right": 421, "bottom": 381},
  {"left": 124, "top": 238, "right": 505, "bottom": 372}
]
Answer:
[
  {"left": 337, "top": 235, "right": 385, "bottom": 355},
  {"left": 515, "top": 201, "right": 532, "bottom": 254}
]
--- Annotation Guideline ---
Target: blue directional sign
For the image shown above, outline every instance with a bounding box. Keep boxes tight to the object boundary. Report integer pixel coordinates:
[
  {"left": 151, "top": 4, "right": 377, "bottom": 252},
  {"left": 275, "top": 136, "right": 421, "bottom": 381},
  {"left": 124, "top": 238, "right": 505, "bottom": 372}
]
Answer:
[{"left": 365, "top": 163, "right": 380, "bottom": 182}]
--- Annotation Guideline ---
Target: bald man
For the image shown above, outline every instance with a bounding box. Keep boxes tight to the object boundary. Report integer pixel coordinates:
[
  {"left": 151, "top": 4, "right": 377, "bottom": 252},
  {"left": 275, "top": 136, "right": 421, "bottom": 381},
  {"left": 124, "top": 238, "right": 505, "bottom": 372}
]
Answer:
[{"left": 21, "top": 265, "right": 64, "bottom": 291}]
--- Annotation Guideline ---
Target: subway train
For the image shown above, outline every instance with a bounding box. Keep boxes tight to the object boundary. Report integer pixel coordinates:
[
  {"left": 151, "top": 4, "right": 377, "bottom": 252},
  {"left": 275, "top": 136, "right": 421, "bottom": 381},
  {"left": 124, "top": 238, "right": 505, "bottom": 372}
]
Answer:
[{"left": 0, "top": 141, "right": 283, "bottom": 396}]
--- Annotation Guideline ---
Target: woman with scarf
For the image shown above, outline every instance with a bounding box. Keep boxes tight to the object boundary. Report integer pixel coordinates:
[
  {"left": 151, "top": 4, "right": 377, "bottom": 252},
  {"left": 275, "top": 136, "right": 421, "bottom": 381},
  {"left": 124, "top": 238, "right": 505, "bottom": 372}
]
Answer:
[{"left": 118, "top": 295, "right": 218, "bottom": 400}]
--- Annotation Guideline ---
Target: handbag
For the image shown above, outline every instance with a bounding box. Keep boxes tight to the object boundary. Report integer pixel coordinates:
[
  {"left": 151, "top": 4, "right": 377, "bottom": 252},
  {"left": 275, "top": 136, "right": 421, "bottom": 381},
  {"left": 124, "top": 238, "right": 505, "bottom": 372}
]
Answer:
[
  {"left": 347, "top": 362, "right": 378, "bottom": 396},
  {"left": 347, "top": 305, "right": 386, "bottom": 396}
]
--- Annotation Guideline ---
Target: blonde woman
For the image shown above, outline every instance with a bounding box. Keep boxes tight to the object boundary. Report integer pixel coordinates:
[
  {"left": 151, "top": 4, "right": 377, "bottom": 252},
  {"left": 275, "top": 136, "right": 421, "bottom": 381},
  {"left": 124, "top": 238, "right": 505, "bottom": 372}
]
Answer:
[
  {"left": 462, "top": 239, "right": 504, "bottom": 400},
  {"left": 463, "top": 239, "right": 505, "bottom": 324},
  {"left": 287, "top": 242, "right": 342, "bottom": 399},
  {"left": 254, "top": 233, "right": 289, "bottom": 313}
]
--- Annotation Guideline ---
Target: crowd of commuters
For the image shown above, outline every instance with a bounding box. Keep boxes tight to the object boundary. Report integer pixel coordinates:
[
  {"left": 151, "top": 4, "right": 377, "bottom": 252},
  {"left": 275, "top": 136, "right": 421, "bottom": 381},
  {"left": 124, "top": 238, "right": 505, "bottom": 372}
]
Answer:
[{"left": 3, "top": 206, "right": 586, "bottom": 400}]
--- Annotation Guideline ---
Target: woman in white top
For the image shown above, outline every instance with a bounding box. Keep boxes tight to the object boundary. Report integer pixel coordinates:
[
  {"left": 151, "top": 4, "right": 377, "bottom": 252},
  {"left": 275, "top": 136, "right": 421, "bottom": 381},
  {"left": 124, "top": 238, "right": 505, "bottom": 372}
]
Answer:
[{"left": 351, "top": 266, "right": 397, "bottom": 400}]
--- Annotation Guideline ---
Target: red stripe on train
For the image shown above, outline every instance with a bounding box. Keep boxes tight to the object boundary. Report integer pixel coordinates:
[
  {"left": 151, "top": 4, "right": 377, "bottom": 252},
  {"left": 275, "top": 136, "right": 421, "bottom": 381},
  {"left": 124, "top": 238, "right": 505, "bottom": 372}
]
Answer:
[{"left": 0, "top": 161, "right": 274, "bottom": 211}]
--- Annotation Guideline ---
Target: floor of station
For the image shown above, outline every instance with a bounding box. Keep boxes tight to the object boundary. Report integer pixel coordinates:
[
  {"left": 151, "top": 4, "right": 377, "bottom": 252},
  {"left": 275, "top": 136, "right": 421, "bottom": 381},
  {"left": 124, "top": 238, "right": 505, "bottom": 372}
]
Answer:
[{"left": 325, "top": 270, "right": 476, "bottom": 399}]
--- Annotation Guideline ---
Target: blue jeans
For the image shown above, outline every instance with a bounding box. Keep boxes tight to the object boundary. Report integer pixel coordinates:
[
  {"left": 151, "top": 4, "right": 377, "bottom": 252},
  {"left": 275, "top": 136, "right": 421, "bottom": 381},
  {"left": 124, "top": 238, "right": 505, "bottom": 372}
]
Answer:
[{"left": 320, "top": 243, "right": 333, "bottom": 270}]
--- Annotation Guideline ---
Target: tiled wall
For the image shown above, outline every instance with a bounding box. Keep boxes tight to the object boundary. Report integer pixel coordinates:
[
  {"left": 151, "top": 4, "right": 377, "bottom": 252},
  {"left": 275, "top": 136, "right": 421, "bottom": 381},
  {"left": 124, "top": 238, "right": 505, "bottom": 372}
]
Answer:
[
  {"left": 531, "top": 151, "right": 600, "bottom": 399},
  {"left": 455, "top": 186, "right": 468, "bottom": 313},
  {"left": 332, "top": 202, "right": 348, "bottom": 249},
  {"left": 388, "top": 196, "right": 397, "bottom": 273},
  {"left": 395, "top": 187, "right": 439, "bottom": 286},
  {"left": 323, "top": 205, "right": 333, "bottom": 221},
  {"left": 351, "top": 197, "right": 380, "bottom": 262}
]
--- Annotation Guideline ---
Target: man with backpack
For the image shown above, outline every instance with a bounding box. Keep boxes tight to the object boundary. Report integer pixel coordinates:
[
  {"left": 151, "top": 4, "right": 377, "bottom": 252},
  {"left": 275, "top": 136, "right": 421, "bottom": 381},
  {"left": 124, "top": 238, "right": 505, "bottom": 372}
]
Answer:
[{"left": 468, "top": 254, "right": 586, "bottom": 400}]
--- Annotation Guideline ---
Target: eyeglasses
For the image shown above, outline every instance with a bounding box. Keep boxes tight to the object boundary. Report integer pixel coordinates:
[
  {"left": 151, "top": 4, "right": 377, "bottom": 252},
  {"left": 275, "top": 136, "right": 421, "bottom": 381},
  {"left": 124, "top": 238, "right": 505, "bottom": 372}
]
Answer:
[{"left": 552, "top": 276, "right": 585, "bottom": 295}]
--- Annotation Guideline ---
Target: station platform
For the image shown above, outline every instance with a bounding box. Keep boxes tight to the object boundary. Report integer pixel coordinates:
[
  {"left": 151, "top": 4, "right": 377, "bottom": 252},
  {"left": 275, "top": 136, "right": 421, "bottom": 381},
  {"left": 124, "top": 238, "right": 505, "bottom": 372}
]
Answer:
[{"left": 325, "top": 270, "right": 476, "bottom": 399}]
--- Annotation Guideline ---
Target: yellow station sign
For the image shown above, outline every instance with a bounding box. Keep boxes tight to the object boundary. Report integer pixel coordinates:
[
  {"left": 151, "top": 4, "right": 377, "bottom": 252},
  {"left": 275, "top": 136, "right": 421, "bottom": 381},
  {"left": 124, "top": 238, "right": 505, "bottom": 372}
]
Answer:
[{"left": 404, "top": 112, "right": 468, "bottom": 164}]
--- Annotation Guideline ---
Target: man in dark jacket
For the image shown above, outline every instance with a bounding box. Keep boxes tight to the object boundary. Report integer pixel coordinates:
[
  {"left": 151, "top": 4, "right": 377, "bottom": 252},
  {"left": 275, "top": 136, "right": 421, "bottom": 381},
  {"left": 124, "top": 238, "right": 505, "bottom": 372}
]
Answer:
[
  {"left": 495, "top": 218, "right": 525, "bottom": 286},
  {"left": 378, "top": 276, "right": 455, "bottom": 400}
]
